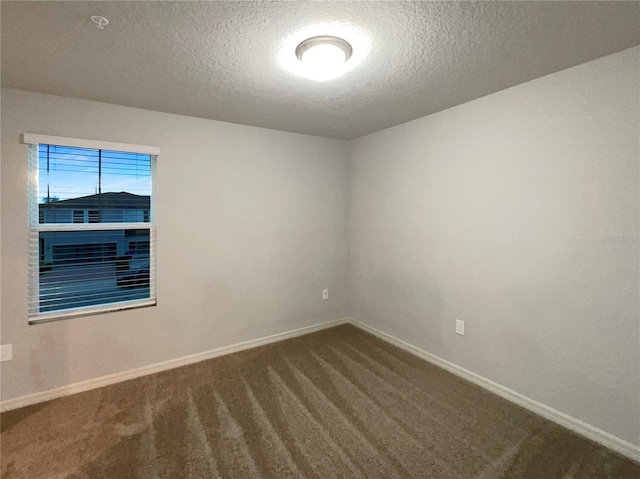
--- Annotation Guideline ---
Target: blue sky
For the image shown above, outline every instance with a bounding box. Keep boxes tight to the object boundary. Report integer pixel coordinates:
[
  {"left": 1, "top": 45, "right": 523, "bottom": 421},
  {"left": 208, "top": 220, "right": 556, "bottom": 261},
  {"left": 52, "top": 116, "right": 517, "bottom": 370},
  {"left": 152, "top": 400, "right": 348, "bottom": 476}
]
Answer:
[{"left": 39, "top": 145, "right": 151, "bottom": 202}]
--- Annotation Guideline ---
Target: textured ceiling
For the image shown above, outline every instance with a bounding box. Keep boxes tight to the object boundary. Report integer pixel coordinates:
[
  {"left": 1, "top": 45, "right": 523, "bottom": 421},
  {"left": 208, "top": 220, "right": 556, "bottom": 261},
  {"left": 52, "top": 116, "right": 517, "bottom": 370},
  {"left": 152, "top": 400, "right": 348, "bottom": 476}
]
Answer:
[{"left": 2, "top": 1, "right": 639, "bottom": 140}]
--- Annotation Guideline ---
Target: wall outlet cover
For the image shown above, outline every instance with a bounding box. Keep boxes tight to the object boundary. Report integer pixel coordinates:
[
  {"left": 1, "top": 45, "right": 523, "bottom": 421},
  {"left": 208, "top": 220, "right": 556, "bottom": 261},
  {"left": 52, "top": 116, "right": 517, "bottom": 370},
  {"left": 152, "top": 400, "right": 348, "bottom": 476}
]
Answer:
[
  {"left": 456, "top": 319, "right": 465, "bottom": 336},
  {"left": 322, "top": 289, "right": 329, "bottom": 300}
]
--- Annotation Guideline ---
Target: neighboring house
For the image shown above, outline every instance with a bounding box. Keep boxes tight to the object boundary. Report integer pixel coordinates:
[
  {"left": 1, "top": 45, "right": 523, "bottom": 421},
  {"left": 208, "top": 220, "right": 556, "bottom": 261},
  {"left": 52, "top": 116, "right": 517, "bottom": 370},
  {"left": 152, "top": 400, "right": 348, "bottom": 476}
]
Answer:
[{"left": 39, "top": 192, "right": 150, "bottom": 264}]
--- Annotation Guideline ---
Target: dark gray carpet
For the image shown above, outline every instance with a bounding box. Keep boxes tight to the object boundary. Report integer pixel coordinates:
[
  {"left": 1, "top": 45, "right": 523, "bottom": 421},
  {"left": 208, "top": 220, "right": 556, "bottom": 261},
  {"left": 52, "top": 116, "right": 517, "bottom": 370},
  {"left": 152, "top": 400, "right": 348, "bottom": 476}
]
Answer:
[{"left": 2, "top": 324, "right": 639, "bottom": 478}]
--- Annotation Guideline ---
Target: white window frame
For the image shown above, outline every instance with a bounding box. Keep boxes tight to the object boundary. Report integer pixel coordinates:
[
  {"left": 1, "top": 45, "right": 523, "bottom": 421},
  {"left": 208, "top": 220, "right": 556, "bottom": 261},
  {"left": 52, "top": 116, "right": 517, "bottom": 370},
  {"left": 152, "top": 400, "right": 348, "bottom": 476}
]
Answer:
[{"left": 22, "top": 134, "right": 159, "bottom": 323}]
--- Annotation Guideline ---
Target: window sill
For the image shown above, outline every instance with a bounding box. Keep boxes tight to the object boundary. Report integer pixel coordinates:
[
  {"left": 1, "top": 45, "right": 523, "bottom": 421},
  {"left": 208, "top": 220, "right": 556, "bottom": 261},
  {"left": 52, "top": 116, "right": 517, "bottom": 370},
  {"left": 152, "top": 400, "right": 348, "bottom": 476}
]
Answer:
[{"left": 28, "top": 298, "right": 156, "bottom": 325}]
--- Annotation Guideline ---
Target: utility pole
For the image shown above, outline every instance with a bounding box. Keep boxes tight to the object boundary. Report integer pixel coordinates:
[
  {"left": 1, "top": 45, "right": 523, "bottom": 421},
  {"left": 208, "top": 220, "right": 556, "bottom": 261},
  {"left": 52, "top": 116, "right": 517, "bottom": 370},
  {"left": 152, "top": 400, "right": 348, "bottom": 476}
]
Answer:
[
  {"left": 98, "top": 150, "right": 103, "bottom": 222},
  {"left": 46, "top": 144, "right": 51, "bottom": 205},
  {"left": 98, "top": 150, "right": 102, "bottom": 194}
]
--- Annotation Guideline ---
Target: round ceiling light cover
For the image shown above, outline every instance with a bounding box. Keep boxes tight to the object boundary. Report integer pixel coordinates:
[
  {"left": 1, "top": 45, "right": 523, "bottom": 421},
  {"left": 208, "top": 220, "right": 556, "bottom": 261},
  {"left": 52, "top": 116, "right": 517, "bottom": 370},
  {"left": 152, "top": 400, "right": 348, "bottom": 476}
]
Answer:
[
  {"left": 295, "top": 36, "right": 353, "bottom": 65},
  {"left": 279, "top": 23, "right": 369, "bottom": 81}
]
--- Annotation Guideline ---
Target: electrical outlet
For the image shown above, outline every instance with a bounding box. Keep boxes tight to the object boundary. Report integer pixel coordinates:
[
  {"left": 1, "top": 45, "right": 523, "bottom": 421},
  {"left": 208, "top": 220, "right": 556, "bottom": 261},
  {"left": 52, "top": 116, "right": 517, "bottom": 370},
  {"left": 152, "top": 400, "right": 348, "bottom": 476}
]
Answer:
[
  {"left": 322, "top": 289, "right": 329, "bottom": 300},
  {"left": 455, "top": 319, "right": 465, "bottom": 336},
  {"left": 1, "top": 344, "right": 13, "bottom": 362}
]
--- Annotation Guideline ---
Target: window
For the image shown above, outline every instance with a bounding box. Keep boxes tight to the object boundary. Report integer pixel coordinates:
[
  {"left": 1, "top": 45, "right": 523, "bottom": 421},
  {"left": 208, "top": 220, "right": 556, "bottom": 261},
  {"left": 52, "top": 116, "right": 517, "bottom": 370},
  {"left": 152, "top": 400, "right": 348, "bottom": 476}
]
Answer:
[
  {"left": 128, "top": 240, "right": 150, "bottom": 256},
  {"left": 24, "top": 134, "right": 158, "bottom": 322}
]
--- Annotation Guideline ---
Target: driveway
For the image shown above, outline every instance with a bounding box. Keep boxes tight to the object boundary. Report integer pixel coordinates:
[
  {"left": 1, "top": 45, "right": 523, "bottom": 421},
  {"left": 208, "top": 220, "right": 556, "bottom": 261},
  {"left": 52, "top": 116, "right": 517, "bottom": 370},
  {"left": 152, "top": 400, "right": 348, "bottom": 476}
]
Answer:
[{"left": 39, "top": 262, "right": 149, "bottom": 312}]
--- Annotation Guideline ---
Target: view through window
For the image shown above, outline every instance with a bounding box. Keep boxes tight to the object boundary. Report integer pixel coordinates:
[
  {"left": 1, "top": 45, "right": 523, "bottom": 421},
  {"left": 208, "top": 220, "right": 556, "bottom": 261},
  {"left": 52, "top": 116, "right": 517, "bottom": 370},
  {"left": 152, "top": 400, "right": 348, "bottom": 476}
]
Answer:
[{"left": 29, "top": 142, "right": 156, "bottom": 319}]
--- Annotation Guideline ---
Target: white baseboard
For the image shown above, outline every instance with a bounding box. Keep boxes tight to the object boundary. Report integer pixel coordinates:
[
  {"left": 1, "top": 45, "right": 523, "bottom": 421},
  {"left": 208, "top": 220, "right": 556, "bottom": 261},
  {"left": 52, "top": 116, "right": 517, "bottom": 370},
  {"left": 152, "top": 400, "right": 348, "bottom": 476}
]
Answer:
[
  {"left": 0, "top": 317, "right": 349, "bottom": 413},
  {"left": 348, "top": 318, "right": 640, "bottom": 464}
]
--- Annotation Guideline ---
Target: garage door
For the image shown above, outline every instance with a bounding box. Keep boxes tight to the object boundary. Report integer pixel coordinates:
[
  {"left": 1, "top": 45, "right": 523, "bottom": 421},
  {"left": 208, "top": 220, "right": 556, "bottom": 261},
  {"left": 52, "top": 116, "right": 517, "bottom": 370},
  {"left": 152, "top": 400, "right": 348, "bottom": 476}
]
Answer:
[{"left": 53, "top": 243, "right": 117, "bottom": 264}]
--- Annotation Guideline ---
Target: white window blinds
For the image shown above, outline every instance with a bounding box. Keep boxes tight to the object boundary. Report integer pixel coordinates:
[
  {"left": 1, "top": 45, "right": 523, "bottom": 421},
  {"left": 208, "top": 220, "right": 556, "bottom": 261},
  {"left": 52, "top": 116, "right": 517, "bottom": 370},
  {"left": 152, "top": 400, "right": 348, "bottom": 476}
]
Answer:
[{"left": 25, "top": 135, "right": 158, "bottom": 322}]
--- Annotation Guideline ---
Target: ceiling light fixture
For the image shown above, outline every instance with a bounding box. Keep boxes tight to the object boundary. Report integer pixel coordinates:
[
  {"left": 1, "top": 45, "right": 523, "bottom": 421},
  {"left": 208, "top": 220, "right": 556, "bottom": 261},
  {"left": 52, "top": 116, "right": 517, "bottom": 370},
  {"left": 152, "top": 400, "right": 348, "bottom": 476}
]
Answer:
[
  {"left": 294, "top": 36, "right": 353, "bottom": 81},
  {"left": 279, "top": 23, "right": 369, "bottom": 82},
  {"left": 296, "top": 36, "right": 352, "bottom": 66}
]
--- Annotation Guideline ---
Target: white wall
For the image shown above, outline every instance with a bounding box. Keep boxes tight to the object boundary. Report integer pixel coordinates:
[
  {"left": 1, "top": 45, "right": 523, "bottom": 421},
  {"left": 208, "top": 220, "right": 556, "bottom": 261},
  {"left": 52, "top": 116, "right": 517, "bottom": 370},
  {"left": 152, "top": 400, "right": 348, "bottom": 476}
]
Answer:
[
  {"left": 0, "top": 88, "right": 349, "bottom": 401},
  {"left": 348, "top": 47, "right": 640, "bottom": 446}
]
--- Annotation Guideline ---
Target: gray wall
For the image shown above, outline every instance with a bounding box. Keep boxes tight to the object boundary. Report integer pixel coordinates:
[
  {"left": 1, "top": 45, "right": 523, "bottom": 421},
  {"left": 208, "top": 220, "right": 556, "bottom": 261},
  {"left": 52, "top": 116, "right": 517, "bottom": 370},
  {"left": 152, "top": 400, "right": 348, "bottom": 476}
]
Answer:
[
  {"left": 1, "top": 88, "right": 349, "bottom": 400},
  {"left": 348, "top": 47, "right": 640, "bottom": 446}
]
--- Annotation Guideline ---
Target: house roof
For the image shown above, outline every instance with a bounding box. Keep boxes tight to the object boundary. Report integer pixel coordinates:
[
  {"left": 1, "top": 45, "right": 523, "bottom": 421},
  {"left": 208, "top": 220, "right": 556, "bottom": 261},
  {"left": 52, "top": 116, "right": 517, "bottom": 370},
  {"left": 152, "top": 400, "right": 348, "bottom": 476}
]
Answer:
[{"left": 40, "top": 192, "right": 150, "bottom": 210}]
